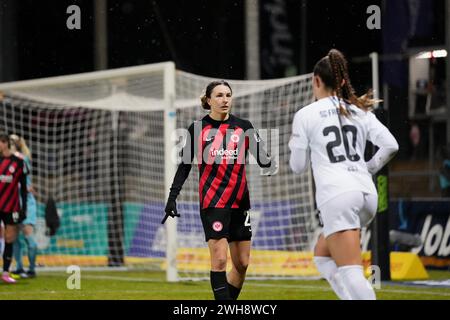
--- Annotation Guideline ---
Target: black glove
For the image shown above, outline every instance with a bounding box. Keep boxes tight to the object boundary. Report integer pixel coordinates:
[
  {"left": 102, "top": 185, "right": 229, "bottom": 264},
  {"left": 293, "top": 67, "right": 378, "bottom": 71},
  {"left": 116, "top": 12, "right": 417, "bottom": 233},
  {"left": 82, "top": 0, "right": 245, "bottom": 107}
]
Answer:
[
  {"left": 13, "top": 210, "right": 27, "bottom": 224},
  {"left": 161, "top": 199, "right": 180, "bottom": 224},
  {"left": 19, "top": 209, "right": 27, "bottom": 223},
  {"left": 260, "top": 159, "right": 279, "bottom": 176}
]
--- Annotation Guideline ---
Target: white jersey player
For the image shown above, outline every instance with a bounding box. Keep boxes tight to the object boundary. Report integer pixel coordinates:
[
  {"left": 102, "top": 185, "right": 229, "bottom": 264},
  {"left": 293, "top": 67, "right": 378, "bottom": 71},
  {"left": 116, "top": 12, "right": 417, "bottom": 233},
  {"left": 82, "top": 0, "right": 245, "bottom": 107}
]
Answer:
[{"left": 289, "top": 49, "right": 398, "bottom": 300}]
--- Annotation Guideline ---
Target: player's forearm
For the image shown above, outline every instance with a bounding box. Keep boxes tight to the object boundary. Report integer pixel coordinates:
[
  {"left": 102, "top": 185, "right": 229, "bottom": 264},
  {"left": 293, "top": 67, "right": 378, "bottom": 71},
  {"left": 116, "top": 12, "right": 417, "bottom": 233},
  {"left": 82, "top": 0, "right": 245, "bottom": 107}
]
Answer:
[
  {"left": 366, "top": 144, "right": 399, "bottom": 175},
  {"left": 366, "top": 146, "right": 398, "bottom": 175},
  {"left": 249, "top": 137, "right": 272, "bottom": 168},
  {"left": 256, "top": 148, "right": 272, "bottom": 168},
  {"left": 290, "top": 147, "right": 310, "bottom": 174},
  {"left": 367, "top": 132, "right": 399, "bottom": 175},
  {"left": 168, "top": 163, "right": 192, "bottom": 201}
]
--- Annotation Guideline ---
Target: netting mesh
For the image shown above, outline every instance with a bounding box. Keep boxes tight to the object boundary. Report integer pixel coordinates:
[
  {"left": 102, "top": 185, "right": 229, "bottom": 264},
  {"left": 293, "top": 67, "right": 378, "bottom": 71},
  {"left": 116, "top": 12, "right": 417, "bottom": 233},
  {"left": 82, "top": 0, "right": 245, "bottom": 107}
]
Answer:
[{"left": 0, "top": 63, "right": 319, "bottom": 278}]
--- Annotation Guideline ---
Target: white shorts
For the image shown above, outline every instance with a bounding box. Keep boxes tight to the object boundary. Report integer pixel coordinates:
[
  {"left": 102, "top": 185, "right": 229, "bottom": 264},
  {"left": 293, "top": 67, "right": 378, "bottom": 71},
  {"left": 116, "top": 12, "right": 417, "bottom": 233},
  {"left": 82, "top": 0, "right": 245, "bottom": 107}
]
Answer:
[{"left": 318, "top": 191, "right": 377, "bottom": 238}]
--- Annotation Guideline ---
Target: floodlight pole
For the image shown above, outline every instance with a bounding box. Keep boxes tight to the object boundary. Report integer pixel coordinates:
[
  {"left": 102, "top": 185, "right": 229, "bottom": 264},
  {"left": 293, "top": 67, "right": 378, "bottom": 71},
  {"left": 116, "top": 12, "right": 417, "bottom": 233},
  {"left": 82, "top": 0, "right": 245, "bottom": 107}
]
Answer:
[{"left": 245, "top": 0, "right": 260, "bottom": 80}]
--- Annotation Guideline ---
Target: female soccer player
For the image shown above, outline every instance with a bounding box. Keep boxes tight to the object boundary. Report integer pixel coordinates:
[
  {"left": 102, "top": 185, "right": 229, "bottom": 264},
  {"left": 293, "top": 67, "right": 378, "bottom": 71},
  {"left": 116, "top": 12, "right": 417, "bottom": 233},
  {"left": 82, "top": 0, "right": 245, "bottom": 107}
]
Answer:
[
  {"left": 10, "top": 134, "right": 38, "bottom": 279},
  {"left": 163, "top": 80, "right": 276, "bottom": 300},
  {"left": 289, "top": 49, "right": 398, "bottom": 300},
  {"left": 0, "top": 132, "right": 28, "bottom": 284}
]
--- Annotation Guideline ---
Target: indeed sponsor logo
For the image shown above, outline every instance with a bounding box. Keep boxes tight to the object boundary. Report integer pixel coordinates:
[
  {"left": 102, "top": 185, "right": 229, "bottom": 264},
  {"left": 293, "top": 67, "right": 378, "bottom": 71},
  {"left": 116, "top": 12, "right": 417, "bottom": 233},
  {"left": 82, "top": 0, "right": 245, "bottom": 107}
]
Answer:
[
  {"left": 210, "top": 148, "right": 238, "bottom": 159},
  {"left": 0, "top": 175, "right": 13, "bottom": 183}
]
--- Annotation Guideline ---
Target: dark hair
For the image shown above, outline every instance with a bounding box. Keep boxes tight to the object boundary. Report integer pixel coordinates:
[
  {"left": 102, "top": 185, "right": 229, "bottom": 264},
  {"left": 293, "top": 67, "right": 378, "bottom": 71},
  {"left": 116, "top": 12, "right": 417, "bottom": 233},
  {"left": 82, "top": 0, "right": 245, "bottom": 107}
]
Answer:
[
  {"left": 0, "top": 132, "right": 10, "bottom": 148},
  {"left": 313, "top": 49, "right": 379, "bottom": 116},
  {"left": 200, "top": 80, "right": 232, "bottom": 110}
]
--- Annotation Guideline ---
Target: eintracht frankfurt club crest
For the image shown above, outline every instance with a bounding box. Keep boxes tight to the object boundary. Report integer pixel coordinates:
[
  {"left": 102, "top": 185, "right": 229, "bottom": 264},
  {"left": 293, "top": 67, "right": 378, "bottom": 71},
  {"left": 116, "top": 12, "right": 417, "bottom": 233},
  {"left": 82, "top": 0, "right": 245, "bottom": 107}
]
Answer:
[{"left": 212, "top": 221, "right": 223, "bottom": 232}]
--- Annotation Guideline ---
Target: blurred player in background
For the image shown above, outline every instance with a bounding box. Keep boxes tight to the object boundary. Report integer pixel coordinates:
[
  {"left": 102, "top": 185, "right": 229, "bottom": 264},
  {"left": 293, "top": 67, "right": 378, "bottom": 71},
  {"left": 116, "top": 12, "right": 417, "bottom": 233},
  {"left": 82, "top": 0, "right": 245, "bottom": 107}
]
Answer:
[
  {"left": 163, "top": 80, "right": 276, "bottom": 300},
  {"left": 10, "top": 134, "right": 38, "bottom": 279},
  {"left": 289, "top": 49, "right": 398, "bottom": 300},
  {"left": 0, "top": 132, "right": 28, "bottom": 284}
]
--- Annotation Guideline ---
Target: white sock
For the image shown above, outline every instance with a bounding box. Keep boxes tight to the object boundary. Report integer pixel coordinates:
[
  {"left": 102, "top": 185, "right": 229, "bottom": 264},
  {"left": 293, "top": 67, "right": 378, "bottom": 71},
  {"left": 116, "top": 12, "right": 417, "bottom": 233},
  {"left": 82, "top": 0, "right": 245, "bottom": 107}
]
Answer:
[
  {"left": 338, "top": 265, "right": 376, "bottom": 300},
  {"left": 313, "top": 256, "right": 351, "bottom": 300}
]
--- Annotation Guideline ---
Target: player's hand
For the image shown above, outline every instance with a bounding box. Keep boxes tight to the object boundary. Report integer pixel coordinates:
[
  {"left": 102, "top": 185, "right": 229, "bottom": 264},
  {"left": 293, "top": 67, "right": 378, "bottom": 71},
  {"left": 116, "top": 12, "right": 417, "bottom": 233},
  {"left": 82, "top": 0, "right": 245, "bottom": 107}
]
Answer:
[
  {"left": 28, "top": 185, "right": 37, "bottom": 196},
  {"left": 13, "top": 210, "right": 27, "bottom": 224},
  {"left": 161, "top": 199, "right": 180, "bottom": 224},
  {"left": 260, "top": 160, "right": 279, "bottom": 176}
]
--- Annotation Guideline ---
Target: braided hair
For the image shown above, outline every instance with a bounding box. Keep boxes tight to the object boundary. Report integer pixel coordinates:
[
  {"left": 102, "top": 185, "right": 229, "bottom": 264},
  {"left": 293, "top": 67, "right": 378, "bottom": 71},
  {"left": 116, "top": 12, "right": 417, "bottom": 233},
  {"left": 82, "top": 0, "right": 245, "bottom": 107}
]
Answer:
[{"left": 313, "top": 49, "right": 380, "bottom": 117}]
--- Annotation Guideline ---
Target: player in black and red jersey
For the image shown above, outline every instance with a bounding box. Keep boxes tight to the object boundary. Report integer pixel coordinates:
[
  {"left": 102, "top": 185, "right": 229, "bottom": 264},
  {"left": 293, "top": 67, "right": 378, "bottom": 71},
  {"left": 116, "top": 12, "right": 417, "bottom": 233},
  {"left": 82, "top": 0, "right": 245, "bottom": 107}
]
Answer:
[
  {"left": 163, "top": 80, "right": 277, "bottom": 300},
  {"left": 0, "top": 132, "right": 28, "bottom": 284}
]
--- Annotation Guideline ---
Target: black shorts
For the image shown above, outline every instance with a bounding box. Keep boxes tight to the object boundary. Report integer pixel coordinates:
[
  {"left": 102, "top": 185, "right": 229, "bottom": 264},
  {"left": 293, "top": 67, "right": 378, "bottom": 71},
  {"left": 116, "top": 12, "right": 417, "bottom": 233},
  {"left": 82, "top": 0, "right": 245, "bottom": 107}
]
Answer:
[
  {"left": 0, "top": 211, "right": 20, "bottom": 225},
  {"left": 200, "top": 208, "right": 252, "bottom": 242}
]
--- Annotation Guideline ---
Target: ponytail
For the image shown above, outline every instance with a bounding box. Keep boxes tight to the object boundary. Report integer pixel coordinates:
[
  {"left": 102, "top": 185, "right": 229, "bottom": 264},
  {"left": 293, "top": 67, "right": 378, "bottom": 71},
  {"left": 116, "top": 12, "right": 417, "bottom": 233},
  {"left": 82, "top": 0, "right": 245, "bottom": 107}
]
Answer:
[
  {"left": 10, "top": 134, "right": 31, "bottom": 159},
  {"left": 200, "top": 94, "right": 210, "bottom": 110},
  {"left": 314, "top": 49, "right": 381, "bottom": 116}
]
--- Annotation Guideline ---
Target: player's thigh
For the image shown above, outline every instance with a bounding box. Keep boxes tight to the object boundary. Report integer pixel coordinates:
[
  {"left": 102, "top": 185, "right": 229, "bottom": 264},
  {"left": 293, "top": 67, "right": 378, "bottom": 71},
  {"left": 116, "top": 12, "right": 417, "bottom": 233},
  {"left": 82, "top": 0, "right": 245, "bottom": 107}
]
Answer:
[
  {"left": 1, "top": 212, "right": 19, "bottom": 242},
  {"left": 229, "top": 240, "right": 251, "bottom": 270},
  {"left": 314, "top": 233, "right": 331, "bottom": 257},
  {"left": 208, "top": 238, "right": 229, "bottom": 270},
  {"left": 22, "top": 224, "right": 34, "bottom": 236},
  {"left": 326, "top": 229, "right": 362, "bottom": 267},
  {"left": 4, "top": 224, "right": 19, "bottom": 243}
]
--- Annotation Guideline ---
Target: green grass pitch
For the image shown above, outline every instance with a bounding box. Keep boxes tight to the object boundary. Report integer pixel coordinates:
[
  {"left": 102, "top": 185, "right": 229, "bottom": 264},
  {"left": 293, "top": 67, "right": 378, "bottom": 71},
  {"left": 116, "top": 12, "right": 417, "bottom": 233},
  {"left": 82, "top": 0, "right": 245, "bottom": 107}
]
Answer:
[{"left": 1, "top": 270, "right": 449, "bottom": 300}]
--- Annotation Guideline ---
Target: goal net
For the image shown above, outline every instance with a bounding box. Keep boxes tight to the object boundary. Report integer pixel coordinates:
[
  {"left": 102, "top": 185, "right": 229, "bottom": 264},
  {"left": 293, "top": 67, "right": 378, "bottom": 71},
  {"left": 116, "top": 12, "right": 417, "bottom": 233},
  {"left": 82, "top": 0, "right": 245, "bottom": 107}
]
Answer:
[{"left": 0, "top": 62, "right": 319, "bottom": 279}]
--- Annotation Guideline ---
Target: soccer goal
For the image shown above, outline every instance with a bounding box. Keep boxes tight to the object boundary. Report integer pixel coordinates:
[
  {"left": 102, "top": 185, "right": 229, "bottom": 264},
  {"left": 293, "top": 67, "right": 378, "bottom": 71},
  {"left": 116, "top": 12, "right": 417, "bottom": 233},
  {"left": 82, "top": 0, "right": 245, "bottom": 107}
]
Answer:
[{"left": 0, "top": 62, "right": 318, "bottom": 280}]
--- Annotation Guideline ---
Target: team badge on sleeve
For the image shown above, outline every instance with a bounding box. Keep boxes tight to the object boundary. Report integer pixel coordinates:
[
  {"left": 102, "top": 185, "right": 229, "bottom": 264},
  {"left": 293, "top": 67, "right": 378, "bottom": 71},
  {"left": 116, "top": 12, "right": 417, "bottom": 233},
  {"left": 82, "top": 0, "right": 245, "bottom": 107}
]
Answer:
[{"left": 231, "top": 134, "right": 240, "bottom": 143}]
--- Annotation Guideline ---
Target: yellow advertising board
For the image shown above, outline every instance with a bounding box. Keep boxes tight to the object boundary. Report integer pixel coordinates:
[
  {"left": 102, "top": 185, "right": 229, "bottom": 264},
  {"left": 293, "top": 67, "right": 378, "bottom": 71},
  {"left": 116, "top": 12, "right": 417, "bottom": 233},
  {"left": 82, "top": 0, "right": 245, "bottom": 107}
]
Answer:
[{"left": 176, "top": 249, "right": 429, "bottom": 280}]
